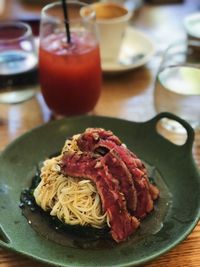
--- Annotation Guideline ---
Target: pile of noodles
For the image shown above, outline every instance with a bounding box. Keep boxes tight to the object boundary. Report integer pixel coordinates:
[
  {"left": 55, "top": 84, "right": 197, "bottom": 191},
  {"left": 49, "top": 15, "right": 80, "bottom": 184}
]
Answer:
[{"left": 33, "top": 135, "right": 107, "bottom": 229}]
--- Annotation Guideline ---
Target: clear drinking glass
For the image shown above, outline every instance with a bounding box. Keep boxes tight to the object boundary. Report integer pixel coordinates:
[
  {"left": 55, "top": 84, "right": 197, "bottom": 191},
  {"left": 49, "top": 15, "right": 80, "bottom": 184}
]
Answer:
[
  {"left": 39, "top": 0, "right": 102, "bottom": 117},
  {"left": 154, "top": 40, "right": 200, "bottom": 132},
  {"left": 0, "top": 22, "right": 38, "bottom": 104}
]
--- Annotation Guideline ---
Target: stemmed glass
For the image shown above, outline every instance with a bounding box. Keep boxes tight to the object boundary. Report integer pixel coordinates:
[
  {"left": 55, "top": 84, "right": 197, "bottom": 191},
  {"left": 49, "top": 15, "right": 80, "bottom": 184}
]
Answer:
[
  {"left": 39, "top": 0, "right": 102, "bottom": 117},
  {"left": 154, "top": 40, "right": 200, "bottom": 132}
]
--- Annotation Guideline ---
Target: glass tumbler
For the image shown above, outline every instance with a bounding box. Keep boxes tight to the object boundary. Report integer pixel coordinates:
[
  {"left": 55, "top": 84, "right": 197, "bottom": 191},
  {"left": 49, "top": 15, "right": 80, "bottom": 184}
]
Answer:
[
  {"left": 39, "top": 0, "right": 102, "bottom": 117},
  {"left": 154, "top": 40, "right": 200, "bottom": 132},
  {"left": 0, "top": 22, "right": 38, "bottom": 104}
]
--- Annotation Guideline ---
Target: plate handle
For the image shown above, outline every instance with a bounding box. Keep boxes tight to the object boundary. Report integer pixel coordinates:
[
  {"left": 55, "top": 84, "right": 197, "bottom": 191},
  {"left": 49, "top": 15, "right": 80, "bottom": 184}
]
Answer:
[
  {"left": 150, "top": 112, "right": 194, "bottom": 150},
  {"left": 0, "top": 224, "right": 11, "bottom": 248}
]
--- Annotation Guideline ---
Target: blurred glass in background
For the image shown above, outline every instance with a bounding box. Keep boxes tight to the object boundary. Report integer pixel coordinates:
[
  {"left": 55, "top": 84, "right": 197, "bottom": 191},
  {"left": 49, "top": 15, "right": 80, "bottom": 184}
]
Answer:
[{"left": 0, "top": 22, "right": 38, "bottom": 104}]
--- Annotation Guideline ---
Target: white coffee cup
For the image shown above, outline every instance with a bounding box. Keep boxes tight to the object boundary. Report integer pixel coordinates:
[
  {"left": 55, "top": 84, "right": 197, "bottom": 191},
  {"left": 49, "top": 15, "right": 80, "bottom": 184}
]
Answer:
[{"left": 91, "top": 2, "right": 133, "bottom": 63}]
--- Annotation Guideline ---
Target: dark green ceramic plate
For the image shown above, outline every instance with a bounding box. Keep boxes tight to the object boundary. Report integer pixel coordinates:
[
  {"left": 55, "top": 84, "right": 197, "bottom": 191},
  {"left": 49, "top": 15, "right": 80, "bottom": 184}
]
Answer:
[{"left": 0, "top": 113, "right": 200, "bottom": 266}]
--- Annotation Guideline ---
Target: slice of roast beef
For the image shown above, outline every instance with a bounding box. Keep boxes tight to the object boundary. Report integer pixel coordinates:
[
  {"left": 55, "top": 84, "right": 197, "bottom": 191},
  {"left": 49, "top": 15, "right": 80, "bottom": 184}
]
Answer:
[
  {"left": 61, "top": 152, "right": 139, "bottom": 242},
  {"left": 77, "top": 128, "right": 121, "bottom": 152},
  {"left": 149, "top": 183, "right": 160, "bottom": 200},
  {"left": 103, "top": 150, "right": 137, "bottom": 212}
]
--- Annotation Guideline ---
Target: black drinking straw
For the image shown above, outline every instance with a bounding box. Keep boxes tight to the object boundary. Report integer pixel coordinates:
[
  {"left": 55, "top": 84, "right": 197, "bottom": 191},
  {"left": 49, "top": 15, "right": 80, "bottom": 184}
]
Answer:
[{"left": 61, "top": 0, "right": 71, "bottom": 43}]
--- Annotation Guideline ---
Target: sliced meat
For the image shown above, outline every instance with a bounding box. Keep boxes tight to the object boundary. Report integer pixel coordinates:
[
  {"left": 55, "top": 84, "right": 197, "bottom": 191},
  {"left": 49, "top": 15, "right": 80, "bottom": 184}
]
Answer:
[
  {"left": 79, "top": 130, "right": 138, "bottom": 212},
  {"left": 103, "top": 150, "right": 137, "bottom": 212},
  {"left": 60, "top": 128, "right": 159, "bottom": 242},
  {"left": 77, "top": 131, "right": 159, "bottom": 219},
  {"left": 149, "top": 183, "right": 160, "bottom": 200},
  {"left": 77, "top": 128, "right": 121, "bottom": 152},
  {"left": 61, "top": 152, "right": 139, "bottom": 242}
]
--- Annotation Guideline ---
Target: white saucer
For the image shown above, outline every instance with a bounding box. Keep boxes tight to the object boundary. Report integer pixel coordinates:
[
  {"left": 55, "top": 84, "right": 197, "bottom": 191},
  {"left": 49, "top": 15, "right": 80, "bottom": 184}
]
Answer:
[{"left": 101, "top": 27, "right": 156, "bottom": 73}]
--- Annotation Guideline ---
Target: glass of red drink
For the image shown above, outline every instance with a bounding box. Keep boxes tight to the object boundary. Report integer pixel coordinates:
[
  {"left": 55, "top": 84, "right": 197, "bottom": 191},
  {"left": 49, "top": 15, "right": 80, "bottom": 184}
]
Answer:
[{"left": 39, "top": 1, "right": 102, "bottom": 116}]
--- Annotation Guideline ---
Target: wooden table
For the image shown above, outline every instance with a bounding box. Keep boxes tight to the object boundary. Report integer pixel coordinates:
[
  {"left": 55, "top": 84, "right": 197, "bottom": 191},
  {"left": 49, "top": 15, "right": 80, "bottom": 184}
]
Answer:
[{"left": 0, "top": 0, "right": 200, "bottom": 266}]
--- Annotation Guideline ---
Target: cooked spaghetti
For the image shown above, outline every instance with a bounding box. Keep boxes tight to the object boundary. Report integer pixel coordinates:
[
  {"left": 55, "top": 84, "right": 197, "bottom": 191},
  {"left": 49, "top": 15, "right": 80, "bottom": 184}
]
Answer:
[{"left": 34, "top": 135, "right": 107, "bottom": 229}]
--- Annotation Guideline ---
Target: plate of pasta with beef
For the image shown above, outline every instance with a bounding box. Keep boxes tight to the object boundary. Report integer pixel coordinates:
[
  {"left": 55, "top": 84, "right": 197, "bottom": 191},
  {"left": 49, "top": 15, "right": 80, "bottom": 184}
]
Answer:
[{"left": 0, "top": 113, "right": 199, "bottom": 267}]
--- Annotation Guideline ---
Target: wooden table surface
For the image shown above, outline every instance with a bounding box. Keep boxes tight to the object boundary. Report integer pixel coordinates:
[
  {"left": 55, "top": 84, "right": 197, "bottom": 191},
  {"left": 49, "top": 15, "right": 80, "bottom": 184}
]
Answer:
[{"left": 0, "top": 0, "right": 200, "bottom": 266}]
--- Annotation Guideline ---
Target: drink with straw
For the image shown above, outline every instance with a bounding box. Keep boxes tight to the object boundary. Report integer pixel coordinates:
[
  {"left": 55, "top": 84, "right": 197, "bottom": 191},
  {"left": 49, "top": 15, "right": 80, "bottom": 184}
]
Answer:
[{"left": 39, "top": 1, "right": 102, "bottom": 116}]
